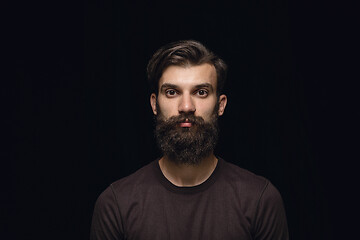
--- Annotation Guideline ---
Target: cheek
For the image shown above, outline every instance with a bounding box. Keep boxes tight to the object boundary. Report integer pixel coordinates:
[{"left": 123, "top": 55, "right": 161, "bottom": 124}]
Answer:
[
  {"left": 157, "top": 99, "right": 178, "bottom": 117},
  {"left": 196, "top": 100, "right": 218, "bottom": 120}
]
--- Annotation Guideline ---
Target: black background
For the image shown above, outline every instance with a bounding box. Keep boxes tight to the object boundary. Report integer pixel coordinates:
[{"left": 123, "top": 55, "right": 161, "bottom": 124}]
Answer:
[{"left": 10, "top": 0, "right": 357, "bottom": 239}]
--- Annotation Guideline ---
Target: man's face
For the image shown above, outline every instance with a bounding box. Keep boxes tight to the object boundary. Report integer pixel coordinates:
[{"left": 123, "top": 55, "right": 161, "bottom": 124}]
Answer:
[
  {"left": 150, "top": 63, "right": 227, "bottom": 122},
  {"left": 150, "top": 63, "right": 227, "bottom": 165}
]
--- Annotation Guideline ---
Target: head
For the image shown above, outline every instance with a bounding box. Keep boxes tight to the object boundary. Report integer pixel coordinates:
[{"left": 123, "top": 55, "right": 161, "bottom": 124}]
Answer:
[
  {"left": 147, "top": 40, "right": 228, "bottom": 165},
  {"left": 147, "top": 40, "right": 227, "bottom": 97}
]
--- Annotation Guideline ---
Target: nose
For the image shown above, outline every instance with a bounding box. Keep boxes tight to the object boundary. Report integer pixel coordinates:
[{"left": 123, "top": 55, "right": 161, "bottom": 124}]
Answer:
[{"left": 178, "top": 93, "right": 196, "bottom": 114}]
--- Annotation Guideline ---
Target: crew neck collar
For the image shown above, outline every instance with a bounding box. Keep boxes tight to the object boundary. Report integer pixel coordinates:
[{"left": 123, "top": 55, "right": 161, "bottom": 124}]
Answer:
[{"left": 153, "top": 157, "right": 223, "bottom": 194}]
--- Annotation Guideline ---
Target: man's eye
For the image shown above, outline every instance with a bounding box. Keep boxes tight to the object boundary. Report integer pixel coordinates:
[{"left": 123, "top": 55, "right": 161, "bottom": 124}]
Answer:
[
  {"left": 196, "top": 89, "right": 208, "bottom": 97},
  {"left": 165, "top": 90, "right": 177, "bottom": 96}
]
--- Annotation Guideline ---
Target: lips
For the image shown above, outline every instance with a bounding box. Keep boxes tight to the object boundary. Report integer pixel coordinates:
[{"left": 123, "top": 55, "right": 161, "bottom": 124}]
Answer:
[
  {"left": 179, "top": 122, "right": 192, "bottom": 127},
  {"left": 179, "top": 118, "right": 192, "bottom": 128}
]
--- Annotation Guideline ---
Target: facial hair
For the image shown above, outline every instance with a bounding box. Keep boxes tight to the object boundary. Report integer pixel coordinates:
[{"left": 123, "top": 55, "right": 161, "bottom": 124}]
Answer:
[{"left": 155, "top": 104, "right": 219, "bottom": 166}]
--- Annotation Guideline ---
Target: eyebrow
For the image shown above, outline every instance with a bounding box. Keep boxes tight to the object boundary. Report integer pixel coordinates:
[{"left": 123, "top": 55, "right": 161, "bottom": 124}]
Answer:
[
  {"left": 160, "top": 83, "right": 178, "bottom": 92},
  {"left": 194, "top": 83, "right": 214, "bottom": 91},
  {"left": 160, "top": 83, "right": 214, "bottom": 92}
]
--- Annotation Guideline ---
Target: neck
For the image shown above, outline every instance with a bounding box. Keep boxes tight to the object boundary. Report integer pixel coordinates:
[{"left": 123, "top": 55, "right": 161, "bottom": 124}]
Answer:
[{"left": 159, "top": 154, "right": 218, "bottom": 187}]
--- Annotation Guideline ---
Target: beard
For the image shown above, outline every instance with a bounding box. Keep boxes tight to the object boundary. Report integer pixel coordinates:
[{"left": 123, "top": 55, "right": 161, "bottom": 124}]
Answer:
[{"left": 155, "top": 104, "right": 219, "bottom": 166}]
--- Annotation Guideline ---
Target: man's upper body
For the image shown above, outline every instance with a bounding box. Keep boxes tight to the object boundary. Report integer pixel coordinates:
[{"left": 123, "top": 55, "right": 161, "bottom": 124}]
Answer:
[
  {"left": 90, "top": 158, "right": 288, "bottom": 240},
  {"left": 90, "top": 40, "right": 289, "bottom": 239}
]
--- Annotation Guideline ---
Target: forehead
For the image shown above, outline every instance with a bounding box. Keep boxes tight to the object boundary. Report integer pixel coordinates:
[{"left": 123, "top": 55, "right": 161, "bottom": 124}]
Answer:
[{"left": 159, "top": 63, "right": 217, "bottom": 88}]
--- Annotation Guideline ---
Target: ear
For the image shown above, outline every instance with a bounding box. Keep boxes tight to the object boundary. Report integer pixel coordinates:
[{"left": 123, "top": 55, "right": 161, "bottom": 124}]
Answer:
[
  {"left": 217, "top": 94, "right": 227, "bottom": 116},
  {"left": 150, "top": 93, "right": 157, "bottom": 115}
]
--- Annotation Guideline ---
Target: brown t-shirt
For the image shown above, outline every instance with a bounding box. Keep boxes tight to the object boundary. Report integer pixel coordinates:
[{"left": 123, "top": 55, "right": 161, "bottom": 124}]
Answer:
[{"left": 90, "top": 158, "right": 289, "bottom": 240}]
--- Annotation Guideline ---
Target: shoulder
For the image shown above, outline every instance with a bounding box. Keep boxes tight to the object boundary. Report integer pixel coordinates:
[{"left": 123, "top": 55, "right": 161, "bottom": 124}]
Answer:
[
  {"left": 219, "top": 159, "right": 288, "bottom": 238},
  {"left": 218, "top": 159, "right": 284, "bottom": 210},
  {"left": 96, "top": 160, "right": 161, "bottom": 208},
  {"left": 91, "top": 162, "right": 158, "bottom": 237},
  {"left": 107, "top": 160, "right": 158, "bottom": 197},
  {"left": 219, "top": 159, "right": 269, "bottom": 194},
  {"left": 93, "top": 161, "right": 158, "bottom": 223}
]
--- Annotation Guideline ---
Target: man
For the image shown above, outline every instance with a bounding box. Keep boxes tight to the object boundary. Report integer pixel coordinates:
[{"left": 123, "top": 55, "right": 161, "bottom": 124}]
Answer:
[{"left": 90, "top": 40, "right": 289, "bottom": 239}]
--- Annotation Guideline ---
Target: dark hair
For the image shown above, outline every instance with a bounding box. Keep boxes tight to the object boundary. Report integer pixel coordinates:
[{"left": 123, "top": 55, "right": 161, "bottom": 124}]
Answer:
[{"left": 147, "top": 40, "right": 227, "bottom": 95}]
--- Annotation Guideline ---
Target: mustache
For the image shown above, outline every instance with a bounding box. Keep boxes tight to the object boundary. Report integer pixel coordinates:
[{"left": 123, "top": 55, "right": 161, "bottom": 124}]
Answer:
[{"left": 157, "top": 113, "right": 205, "bottom": 125}]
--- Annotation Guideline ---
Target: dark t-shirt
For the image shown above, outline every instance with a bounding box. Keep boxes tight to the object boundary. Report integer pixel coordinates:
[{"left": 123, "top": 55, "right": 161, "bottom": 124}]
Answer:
[{"left": 90, "top": 158, "right": 289, "bottom": 240}]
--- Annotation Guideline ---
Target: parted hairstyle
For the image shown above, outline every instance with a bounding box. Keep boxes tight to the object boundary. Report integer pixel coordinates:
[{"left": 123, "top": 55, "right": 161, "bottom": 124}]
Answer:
[{"left": 147, "top": 40, "right": 227, "bottom": 96}]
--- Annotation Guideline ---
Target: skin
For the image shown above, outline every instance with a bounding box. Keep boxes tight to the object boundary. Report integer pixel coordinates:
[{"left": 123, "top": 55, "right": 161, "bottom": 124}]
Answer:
[{"left": 150, "top": 63, "right": 227, "bottom": 187}]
